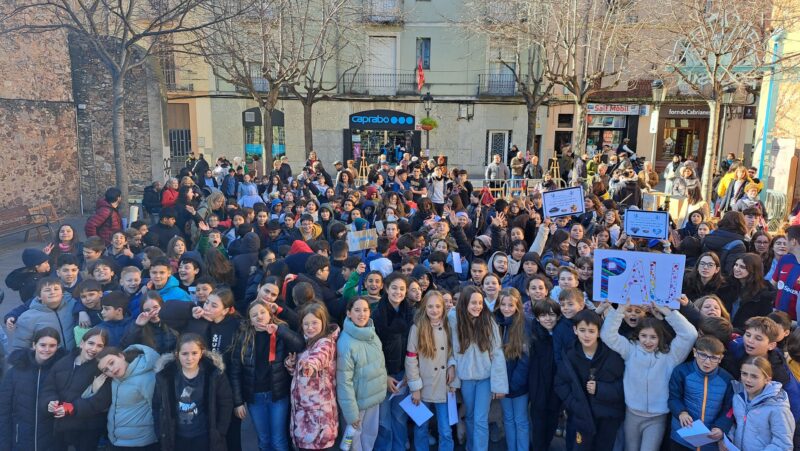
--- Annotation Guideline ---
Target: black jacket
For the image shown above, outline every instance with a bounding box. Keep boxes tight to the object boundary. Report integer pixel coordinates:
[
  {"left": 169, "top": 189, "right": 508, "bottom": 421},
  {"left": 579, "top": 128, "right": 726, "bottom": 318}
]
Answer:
[
  {"left": 143, "top": 186, "right": 162, "bottom": 213},
  {"left": 372, "top": 298, "right": 414, "bottom": 376},
  {"left": 0, "top": 348, "right": 65, "bottom": 451},
  {"left": 528, "top": 321, "right": 559, "bottom": 413},
  {"left": 702, "top": 229, "right": 747, "bottom": 275},
  {"left": 291, "top": 273, "right": 344, "bottom": 325},
  {"left": 554, "top": 340, "right": 625, "bottom": 446},
  {"left": 5, "top": 267, "right": 46, "bottom": 305},
  {"left": 147, "top": 223, "right": 183, "bottom": 251},
  {"left": 154, "top": 352, "right": 233, "bottom": 451},
  {"left": 229, "top": 325, "right": 303, "bottom": 406},
  {"left": 433, "top": 270, "right": 461, "bottom": 294},
  {"left": 718, "top": 283, "right": 777, "bottom": 331},
  {"left": 39, "top": 348, "right": 112, "bottom": 433},
  {"left": 231, "top": 233, "right": 260, "bottom": 311}
]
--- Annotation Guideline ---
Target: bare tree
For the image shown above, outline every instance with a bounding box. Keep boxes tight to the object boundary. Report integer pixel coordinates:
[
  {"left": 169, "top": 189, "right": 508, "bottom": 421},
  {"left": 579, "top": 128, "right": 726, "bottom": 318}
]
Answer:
[
  {"left": 1, "top": 0, "right": 245, "bottom": 206},
  {"left": 646, "top": 0, "right": 800, "bottom": 200},
  {"left": 192, "top": 0, "right": 356, "bottom": 174}
]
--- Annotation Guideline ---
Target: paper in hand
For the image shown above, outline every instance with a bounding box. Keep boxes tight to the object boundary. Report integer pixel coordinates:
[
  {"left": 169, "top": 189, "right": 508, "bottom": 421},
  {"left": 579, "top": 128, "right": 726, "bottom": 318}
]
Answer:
[{"left": 399, "top": 395, "right": 434, "bottom": 426}]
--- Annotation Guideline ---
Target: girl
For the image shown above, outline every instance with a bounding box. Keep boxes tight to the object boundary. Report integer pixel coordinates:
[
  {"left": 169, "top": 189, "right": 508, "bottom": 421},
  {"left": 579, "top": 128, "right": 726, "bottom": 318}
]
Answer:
[
  {"left": 494, "top": 289, "right": 530, "bottom": 451},
  {"left": 600, "top": 301, "right": 697, "bottom": 451},
  {"left": 337, "top": 297, "right": 388, "bottom": 451},
  {"left": 286, "top": 303, "right": 340, "bottom": 451},
  {"left": 45, "top": 224, "right": 84, "bottom": 268},
  {"left": 727, "top": 356, "right": 794, "bottom": 450},
  {"left": 230, "top": 300, "right": 304, "bottom": 451},
  {"left": 167, "top": 236, "right": 187, "bottom": 272},
  {"left": 541, "top": 230, "right": 572, "bottom": 267},
  {"left": 600, "top": 209, "right": 622, "bottom": 244},
  {"left": 95, "top": 343, "right": 161, "bottom": 450},
  {"left": 0, "top": 327, "right": 64, "bottom": 451},
  {"left": 42, "top": 327, "right": 111, "bottom": 451},
  {"left": 153, "top": 333, "right": 233, "bottom": 451},
  {"left": 255, "top": 277, "right": 299, "bottom": 330},
  {"left": 406, "top": 291, "right": 455, "bottom": 451},
  {"left": 764, "top": 234, "right": 788, "bottom": 280},
  {"left": 449, "top": 286, "right": 508, "bottom": 450},
  {"left": 682, "top": 252, "right": 726, "bottom": 301},
  {"left": 487, "top": 251, "right": 509, "bottom": 279},
  {"left": 750, "top": 230, "right": 772, "bottom": 259},
  {"left": 718, "top": 254, "right": 775, "bottom": 330},
  {"left": 523, "top": 274, "right": 552, "bottom": 319},
  {"left": 482, "top": 273, "right": 502, "bottom": 312},
  {"left": 693, "top": 295, "right": 731, "bottom": 322},
  {"left": 121, "top": 292, "right": 180, "bottom": 354},
  {"left": 407, "top": 279, "right": 423, "bottom": 308},
  {"left": 529, "top": 299, "right": 562, "bottom": 450}
]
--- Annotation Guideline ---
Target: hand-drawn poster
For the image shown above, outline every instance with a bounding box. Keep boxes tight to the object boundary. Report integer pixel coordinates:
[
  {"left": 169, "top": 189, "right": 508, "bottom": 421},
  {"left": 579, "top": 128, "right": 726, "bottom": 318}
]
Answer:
[
  {"left": 624, "top": 210, "right": 670, "bottom": 240},
  {"left": 593, "top": 250, "right": 685, "bottom": 308}
]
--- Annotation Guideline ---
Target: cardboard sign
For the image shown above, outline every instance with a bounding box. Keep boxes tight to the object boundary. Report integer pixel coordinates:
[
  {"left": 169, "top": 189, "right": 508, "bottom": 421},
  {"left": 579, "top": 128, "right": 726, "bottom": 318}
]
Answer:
[
  {"left": 542, "top": 186, "right": 585, "bottom": 218},
  {"left": 593, "top": 250, "right": 685, "bottom": 308},
  {"left": 347, "top": 228, "right": 378, "bottom": 251},
  {"left": 624, "top": 210, "right": 670, "bottom": 240}
]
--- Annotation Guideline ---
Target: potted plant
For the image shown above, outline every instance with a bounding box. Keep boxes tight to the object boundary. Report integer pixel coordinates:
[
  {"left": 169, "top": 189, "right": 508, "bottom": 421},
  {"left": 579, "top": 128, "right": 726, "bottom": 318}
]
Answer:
[{"left": 420, "top": 117, "right": 438, "bottom": 131}]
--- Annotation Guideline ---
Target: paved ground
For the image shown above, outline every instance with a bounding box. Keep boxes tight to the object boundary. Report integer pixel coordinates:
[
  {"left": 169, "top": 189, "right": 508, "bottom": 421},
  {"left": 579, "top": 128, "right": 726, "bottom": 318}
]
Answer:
[{"left": 0, "top": 215, "right": 566, "bottom": 451}]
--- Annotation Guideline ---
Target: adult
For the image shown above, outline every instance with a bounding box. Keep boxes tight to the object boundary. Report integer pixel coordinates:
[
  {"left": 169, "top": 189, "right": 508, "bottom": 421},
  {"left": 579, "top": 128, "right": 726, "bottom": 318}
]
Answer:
[
  {"left": 719, "top": 165, "right": 751, "bottom": 214},
  {"left": 524, "top": 155, "right": 544, "bottom": 180},
  {"left": 143, "top": 181, "right": 163, "bottom": 222},
  {"left": 702, "top": 211, "right": 748, "bottom": 275},
  {"left": 636, "top": 161, "right": 659, "bottom": 191},
  {"left": 85, "top": 187, "right": 123, "bottom": 245},
  {"left": 662, "top": 154, "right": 682, "bottom": 194},
  {"left": 161, "top": 178, "right": 180, "bottom": 208},
  {"left": 486, "top": 154, "right": 510, "bottom": 183}
]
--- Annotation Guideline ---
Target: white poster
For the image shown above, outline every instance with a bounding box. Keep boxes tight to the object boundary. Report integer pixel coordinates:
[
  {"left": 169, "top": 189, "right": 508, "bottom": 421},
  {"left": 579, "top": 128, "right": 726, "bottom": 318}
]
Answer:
[
  {"left": 542, "top": 186, "right": 585, "bottom": 218},
  {"left": 593, "top": 250, "right": 686, "bottom": 308},
  {"left": 624, "top": 210, "right": 670, "bottom": 240}
]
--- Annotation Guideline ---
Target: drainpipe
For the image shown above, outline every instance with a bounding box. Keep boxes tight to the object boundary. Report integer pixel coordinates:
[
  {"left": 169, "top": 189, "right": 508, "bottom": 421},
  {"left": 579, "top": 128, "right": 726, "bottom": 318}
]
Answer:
[{"left": 757, "top": 33, "right": 784, "bottom": 199}]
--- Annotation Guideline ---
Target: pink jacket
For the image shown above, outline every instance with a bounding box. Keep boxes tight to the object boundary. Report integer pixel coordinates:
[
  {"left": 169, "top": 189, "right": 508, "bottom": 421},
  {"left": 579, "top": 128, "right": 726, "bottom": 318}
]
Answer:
[{"left": 289, "top": 325, "right": 340, "bottom": 449}]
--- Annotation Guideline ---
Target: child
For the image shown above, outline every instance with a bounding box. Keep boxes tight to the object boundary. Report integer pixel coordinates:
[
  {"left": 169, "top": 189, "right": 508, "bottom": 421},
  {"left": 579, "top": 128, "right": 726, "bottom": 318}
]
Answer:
[
  {"left": 177, "top": 251, "right": 203, "bottom": 293},
  {"left": 89, "top": 257, "right": 119, "bottom": 291},
  {"left": 98, "top": 292, "right": 133, "bottom": 346},
  {"left": 495, "top": 288, "right": 531, "bottom": 451},
  {"left": 618, "top": 304, "right": 648, "bottom": 339},
  {"left": 55, "top": 254, "right": 82, "bottom": 296},
  {"left": 193, "top": 276, "right": 216, "bottom": 306},
  {"left": 767, "top": 311, "right": 792, "bottom": 350},
  {"left": 554, "top": 288, "right": 584, "bottom": 365},
  {"left": 727, "top": 356, "right": 795, "bottom": 450},
  {"left": 0, "top": 327, "right": 64, "bottom": 451},
  {"left": 529, "top": 298, "right": 562, "bottom": 450},
  {"left": 229, "top": 300, "right": 304, "bottom": 451},
  {"left": 153, "top": 333, "right": 233, "bottom": 451},
  {"left": 286, "top": 303, "right": 340, "bottom": 451},
  {"left": 405, "top": 290, "right": 455, "bottom": 451},
  {"left": 107, "top": 232, "right": 136, "bottom": 269},
  {"left": 550, "top": 266, "right": 580, "bottom": 302},
  {"left": 449, "top": 286, "right": 508, "bottom": 450},
  {"left": 73, "top": 279, "right": 104, "bottom": 329},
  {"left": 147, "top": 257, "right": 191, "bottom": 303},
  {"left": 372, "top": 273, "right": 414, "bottom": 451},
  {"left": 554, "top": 309, "right": 625, "bottom": 451},
  {"left": 729, "top": 316, "right": 791, "bottom": 384},
  {"left": 254, "top": 277, "right": 299, "bottom": 330},
  {"left": 12, "top": 277, "right": 78, "bottom": 351},
  {"left": 5, "top": 248, "right": 51, "bottom": 303},
  {"left": 668, "top": 336, "right": 733, "bottom": 450},
  {"left": 600, "top": 301, "right": 697, "bottom": 451},
  {"left": 461, "top": 259, "right": 489, "bottom": 289},
  {"left": 81, "top": 237, "right": 105, "bottom": 277},
  {"left": 522, "top": 274, "right": 551, "bottom": 319},
  {"left": 121, "top": 292, "right": 180, "bottom": 354},
  {"left": 337, "top": 296, "right": 388, "bottom": 451},
  {"left": 119, "top": 266, "right": 144, "bottom": 316}
]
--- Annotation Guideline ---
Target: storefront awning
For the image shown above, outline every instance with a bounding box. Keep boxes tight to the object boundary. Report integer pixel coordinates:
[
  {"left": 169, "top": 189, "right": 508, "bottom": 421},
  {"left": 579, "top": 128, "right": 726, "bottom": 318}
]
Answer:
[{"left": 349, "top": 109, "right": 415, "bottom": 131}]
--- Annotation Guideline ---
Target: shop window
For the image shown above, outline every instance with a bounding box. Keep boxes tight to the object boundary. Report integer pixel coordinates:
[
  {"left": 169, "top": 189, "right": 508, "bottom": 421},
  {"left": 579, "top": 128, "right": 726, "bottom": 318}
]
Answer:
[
  {"left": 416, "top": 38, "right": 431, "bottom": 69},
  {"left": 558, "top": 114, "right": 573, "bottom": 128}
]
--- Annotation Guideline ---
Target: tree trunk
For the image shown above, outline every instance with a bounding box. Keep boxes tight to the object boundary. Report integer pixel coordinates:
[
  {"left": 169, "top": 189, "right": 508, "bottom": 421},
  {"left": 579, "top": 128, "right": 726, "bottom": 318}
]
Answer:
[
  {"left": 303, "top": 99, "right": 314, "bottom": 158},
  {"left": 526, "top": 104, "right": 538, "bottom": 157},
  {"left": 260, "top": 104, "right": 274, "bottom": 176},
  {"left": 700, "top": 99, "right": 721, "bottom": 204},
  {"left": 573, "top": 102, "right": 588, "bottom": 155},
  {"left": 111, "top": 74, "right": 130, "bottom": 218}
]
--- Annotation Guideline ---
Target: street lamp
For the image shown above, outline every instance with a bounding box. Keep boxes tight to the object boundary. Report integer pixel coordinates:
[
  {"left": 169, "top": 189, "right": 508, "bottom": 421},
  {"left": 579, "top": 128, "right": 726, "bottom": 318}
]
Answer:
[
  {"left": 422, "top": 91, "right": 433, "bottom": 153},
  {"left": 649, "top": 80, "right": 667, "bottom": 164},
  {"left": 718, "top": 85, "right": 737, "bottom": 168}
]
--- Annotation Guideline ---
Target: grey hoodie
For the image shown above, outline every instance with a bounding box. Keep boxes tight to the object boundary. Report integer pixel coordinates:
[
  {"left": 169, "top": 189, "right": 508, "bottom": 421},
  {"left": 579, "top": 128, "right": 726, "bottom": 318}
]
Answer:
[
  {"left": 729, "top": 380, "right": 795, "bottom": 451},
  {"left": 107, "top": 344, "right": 159, "bottom": 447},
  {"left": 11, "top": 295, "right": 77, "bottom": 351}
]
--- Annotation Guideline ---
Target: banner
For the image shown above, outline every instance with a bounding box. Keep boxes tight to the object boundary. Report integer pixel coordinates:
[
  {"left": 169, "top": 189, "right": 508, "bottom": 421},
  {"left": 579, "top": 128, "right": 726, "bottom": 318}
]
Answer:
[
  {"left": 347, "top": 228, "right": 378, "bottom": 251},
  {"left": 624, "top": 210, "right": 669, "bottom": 240},
  {"left": 593, "top": 250, "right": 685, "bottom": 308}
]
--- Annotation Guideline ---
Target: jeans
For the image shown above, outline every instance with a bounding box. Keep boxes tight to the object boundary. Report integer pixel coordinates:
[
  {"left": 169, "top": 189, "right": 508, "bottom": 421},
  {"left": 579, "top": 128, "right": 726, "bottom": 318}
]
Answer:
[
  {"left": 412, "top": 401, "right": 454, "bottom": 451},
  {"left": 460, "top": 378, "right": 492, "bottom": 451},
  {"left": 248, "top": 392, "right": 290, "bottom": 451},
  {"left": 376, "top": 372, "right": 409, "bottom": 451},
  {"left": 500, "top": 394, "right": 530, "bottom": 451}
]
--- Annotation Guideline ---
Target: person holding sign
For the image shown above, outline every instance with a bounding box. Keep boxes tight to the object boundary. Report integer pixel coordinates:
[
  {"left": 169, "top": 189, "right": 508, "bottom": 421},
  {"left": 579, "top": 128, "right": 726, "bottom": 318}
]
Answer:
[{"left": 599, "top": 300, "right": 697, "bottom": 451}]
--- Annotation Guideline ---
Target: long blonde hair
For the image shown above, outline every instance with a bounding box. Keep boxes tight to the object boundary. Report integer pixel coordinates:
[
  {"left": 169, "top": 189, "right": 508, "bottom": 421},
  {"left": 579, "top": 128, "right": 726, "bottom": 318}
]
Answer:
[
  {"left": 414, "top": 291, "right": 452, "bottom": 360},
  {"left": 237, "top": 299, "right": 286, "bottom": 363},
  {"left": 498, "top": 288, "right": 527, "bottom": 360}
]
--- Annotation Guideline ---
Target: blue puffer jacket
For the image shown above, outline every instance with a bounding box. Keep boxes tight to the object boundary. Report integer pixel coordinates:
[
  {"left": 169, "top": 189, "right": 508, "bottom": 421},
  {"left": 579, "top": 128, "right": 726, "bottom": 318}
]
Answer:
[
  {"left": 107, "top": 344, "right": 159, "bottom": 447},
  {"left": 156, "top": 276, "right": 191, "bottom": 303},
  {"left": 730, "top": 380, "right": 795, "bottom": 451},
  {"left": 668, "top": 361, "right": 734, "bottom": 450},
  {"left": 0, "top": 348, "right": 65, "bottom": 451},
  {"left": 336, "top": 318, "right": 388, "bottom": 425}
]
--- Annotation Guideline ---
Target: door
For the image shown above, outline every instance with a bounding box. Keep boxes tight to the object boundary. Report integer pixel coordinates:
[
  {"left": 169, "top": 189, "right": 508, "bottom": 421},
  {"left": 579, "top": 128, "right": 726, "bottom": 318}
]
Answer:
[
  {"left": 486, "top": 130, "right": 509, "bottom": 165},
  {"left": 167, "top": 103, "right": 191, "bottom": 175},
  {"left": 369, "top": 36, "right": 397, "bottom": 95}
]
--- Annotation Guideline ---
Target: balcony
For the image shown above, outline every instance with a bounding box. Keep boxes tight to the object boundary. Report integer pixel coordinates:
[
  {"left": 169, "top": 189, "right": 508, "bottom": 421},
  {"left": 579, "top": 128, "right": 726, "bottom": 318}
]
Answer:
[
  {"left": 477, "top": 73, "right": 520, "bottom": 96},
  {"left": 340, "top": 73, "right": 417, "bottom": 96},
  {"left": 363, "top": 0, "right": 402, "bottom": 23}
]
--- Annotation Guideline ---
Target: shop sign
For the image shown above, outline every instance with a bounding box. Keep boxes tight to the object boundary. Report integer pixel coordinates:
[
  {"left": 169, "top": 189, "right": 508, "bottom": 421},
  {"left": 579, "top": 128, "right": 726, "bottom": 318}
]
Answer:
[
  {"left": 587, "top": 103, "right": 640, "bottom": 115},
  {"left": 349, "top": 109, "right": 416, "bottom": 131},
  {"left": 662, "top": 105, "right": 710, "bottom": 118}
]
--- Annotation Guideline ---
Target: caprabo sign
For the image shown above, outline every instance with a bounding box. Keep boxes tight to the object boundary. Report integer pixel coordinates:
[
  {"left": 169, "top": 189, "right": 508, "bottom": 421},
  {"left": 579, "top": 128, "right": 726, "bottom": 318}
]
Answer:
[{"left": 349, "top": 109, "right": 415, "bottom": 130}]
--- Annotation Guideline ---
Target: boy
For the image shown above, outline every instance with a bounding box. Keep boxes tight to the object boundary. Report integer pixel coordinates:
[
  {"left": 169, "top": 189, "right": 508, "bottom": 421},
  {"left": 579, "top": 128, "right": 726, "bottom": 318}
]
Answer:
[
  {"left": 98, "top": 291, "right": 132, "bottom": 346},
  {"left": 551, "top": 266, "right": 580, "bottom": 302},
  {"left": 11, "top": 277, "right": 77, "bottom": 351},
  {"left": 81, "top": 236, "right": 105, "bottom": 275},
  {"left": 343, "top": 266, "right": 383, "bottom": 307},
  {"left": 148, "top": 257, "right": 191, "bottom": 302},
  {"left": 119, "top": 266, "right": 146, "bottom": 316},
  {"left": 461, "top": 258, "right": 489, "bottom": 289},
  {"left": 428, "top": 251, "right": 460, "bottom": 293},
  {"left": 291, "top": 282, "right": 317, "bottom": 309},
  {"left": 554, "top": 310, "right": 625, "bottom": 451},
  {"left": 367, "top": 238, "right": 394, "bottom": 278},
  {"left": 55, "top": 254, "right": 82, "bottom": 296},
  {"left": 73, "top": 279, "right": 104, "bottom": 328},
  {"left": 668, "top": 336, "right": 733, "bottom": 450},
  {"left": 177, "top": 252, "right": 203, "bottom": 293},
  {"left": 530, "top": 298, "right": 563, "bottom": 450},
  {"left": 728, "top": 316, "right": 790, "bottom": 384},
  {"left": 5, "top": 248, "right": 51, "bottom": 304},
  {"left": 89, "top": 257, "right": 119, "bottom": 291},
  {"left": 768, "top": 310, "right": 792, "bottom": 350},
  {"left": 197, "top": 228, "right": 228, "bottom": 258},
  {"left": 554, "top": 288, "right": 585, "bottom": 365},
  {"left": 193, "top": 276, "right": 216, "bottom": 305},
  {"left": 773, "top": 224, "right": 800, "bottom": 320}
]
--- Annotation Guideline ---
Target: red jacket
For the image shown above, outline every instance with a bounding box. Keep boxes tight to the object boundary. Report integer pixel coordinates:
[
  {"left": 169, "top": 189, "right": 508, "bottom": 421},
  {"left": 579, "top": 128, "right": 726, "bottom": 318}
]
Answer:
[
  {"left": 161, "top": 188, "right": 179, "bottom": 208},
  {"left": 84, "top": 199, "right": 122, "bottom": 244}
]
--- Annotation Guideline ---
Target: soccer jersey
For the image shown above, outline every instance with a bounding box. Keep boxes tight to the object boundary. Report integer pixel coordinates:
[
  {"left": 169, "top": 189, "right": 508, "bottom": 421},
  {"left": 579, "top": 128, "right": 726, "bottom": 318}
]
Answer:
[{"left": 772, "top": 253, "right": 800, "bottom": 320}]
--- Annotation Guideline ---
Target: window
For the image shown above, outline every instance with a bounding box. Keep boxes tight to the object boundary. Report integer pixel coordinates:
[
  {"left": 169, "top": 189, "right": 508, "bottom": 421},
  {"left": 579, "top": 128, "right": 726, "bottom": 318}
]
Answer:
[
  {"left": 557, "top": 114, "right": 574, "bottom": 128},
  {"left": 416, "top": 38, "right": 431, "bottom": 69}
]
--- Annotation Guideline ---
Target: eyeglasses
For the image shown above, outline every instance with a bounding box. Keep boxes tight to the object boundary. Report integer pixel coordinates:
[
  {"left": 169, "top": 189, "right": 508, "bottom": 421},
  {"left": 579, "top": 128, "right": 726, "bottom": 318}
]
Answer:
[
  {"left": 695, "top": 351, "right": 722, "bottom": 363},
  {"left": 698, "top": 262, "right": 717, "bottom": 268}
]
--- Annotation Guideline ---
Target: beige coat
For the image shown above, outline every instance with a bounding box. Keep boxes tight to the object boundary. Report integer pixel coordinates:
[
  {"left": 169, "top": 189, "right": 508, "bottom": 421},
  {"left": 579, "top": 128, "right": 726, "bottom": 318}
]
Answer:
[{"left": 405, "top": 323, "right": 453, "bottom": 403}]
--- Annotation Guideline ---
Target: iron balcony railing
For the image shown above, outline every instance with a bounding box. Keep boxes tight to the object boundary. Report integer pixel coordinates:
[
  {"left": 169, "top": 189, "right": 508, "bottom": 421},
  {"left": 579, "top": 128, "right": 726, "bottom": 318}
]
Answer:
[
  {"left": 340, "top": 73, "right": 417, "bottom": 96},
  {"left": 477, "top": 73, "right": 521, "bottom": 96},
  {"left": 363, "top": 0, "right": 402, "bottom": 23}
]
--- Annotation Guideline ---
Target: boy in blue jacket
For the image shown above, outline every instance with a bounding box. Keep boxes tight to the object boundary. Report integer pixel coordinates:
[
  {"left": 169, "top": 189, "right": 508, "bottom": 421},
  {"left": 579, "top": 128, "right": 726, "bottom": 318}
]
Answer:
[
  {"left": 97, "top": 291, "right": 133, "bottom": 346},
  {"left": 554, "top": 310, "right": 625, "bottom": 451},
  {"left": 668, "top": 335, "right": 734, "bottom": 450}
]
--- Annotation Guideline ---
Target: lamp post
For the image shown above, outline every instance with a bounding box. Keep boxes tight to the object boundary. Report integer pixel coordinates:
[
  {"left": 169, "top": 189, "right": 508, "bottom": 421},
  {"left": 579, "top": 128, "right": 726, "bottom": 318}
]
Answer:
[
  {"left": 718, "top": 85, "right": 736, "bottom": 168},
  {"left": 422, "top": 91, "right": 433, "bottom": 154},
  {"left": 649, "top": 80, "right": 666, "bottom": 165}
]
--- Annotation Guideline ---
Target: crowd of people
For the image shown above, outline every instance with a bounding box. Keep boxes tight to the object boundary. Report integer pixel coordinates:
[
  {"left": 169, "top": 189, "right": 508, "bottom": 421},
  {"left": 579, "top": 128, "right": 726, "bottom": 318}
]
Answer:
[{"left": 2, "top": 147, "right": 800, "bottom": 451}]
